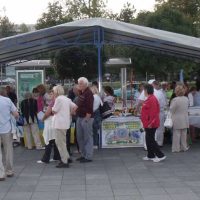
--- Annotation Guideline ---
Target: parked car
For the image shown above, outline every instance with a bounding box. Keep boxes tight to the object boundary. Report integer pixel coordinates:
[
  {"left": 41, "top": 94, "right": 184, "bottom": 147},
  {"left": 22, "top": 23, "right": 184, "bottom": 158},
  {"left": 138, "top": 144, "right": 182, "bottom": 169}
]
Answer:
[{"left": 114, "top": 83, "right": 140, "bottom": 100}]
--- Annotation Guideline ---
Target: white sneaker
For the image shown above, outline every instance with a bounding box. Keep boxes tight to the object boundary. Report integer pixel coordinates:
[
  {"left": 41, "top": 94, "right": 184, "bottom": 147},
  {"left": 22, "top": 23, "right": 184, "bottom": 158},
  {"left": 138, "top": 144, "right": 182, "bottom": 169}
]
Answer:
[
  {"left": 49, "top": 159, "right": 57, "bottom": 162},
  {"left": 143, "top": 156, "right": 155, "bottom": 161},
  {"left": 37, "top": 160, "right": 45, "bottom": 164},
  {"left": 153, "top": 156, "right": 166, "bottom": 163},
  {"left": 36, "top": 147, "right": 45, "bottom": 150}
]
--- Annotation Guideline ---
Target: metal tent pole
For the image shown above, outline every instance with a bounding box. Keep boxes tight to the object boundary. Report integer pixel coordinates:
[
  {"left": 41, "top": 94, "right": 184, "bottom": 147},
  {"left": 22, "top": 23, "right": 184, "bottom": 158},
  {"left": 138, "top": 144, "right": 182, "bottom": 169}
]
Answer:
[
  {"left": 97, "top": 27, "right": 103, "bottom": 93},
  {"left": 97, "top": 27, "right": 103, "bottom": 149},
  {"left": 0, "top": 64, "right": 2, "bottom": 85}
]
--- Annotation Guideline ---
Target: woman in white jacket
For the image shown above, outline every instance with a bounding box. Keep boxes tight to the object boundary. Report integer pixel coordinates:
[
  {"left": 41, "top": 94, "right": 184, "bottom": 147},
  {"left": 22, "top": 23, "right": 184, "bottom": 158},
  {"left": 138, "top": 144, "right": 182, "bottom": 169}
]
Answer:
[{"left": 52, "top": 85, "right": 77, "bottom": 168}]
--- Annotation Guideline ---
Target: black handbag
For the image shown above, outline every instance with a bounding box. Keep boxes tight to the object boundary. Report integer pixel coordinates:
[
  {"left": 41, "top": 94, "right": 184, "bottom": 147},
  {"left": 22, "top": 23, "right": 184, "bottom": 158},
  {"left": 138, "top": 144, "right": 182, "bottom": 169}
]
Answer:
[
  {"left": 100, "top": 101, "right": 113, "bottom": 119},
  {"left": 16, "top": 115, "right": 24, "bottom": 126}
]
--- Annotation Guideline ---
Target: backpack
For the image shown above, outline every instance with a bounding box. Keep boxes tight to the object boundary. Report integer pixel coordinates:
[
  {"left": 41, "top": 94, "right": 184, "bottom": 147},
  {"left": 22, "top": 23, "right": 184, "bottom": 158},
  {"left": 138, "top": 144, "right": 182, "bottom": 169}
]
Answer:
[{"left": 100, "top": 101, "right": 113, "bottom": 119}]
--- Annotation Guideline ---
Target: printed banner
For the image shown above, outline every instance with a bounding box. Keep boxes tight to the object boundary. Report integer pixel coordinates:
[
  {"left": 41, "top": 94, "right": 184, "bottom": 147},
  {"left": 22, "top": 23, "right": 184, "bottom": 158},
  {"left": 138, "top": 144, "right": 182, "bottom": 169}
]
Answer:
[
  {"left": 102, "top": 116, "right": 144, "bottom": 148},
  {"left": 16, "top": 70, "right": 44, "bottom": 104}
]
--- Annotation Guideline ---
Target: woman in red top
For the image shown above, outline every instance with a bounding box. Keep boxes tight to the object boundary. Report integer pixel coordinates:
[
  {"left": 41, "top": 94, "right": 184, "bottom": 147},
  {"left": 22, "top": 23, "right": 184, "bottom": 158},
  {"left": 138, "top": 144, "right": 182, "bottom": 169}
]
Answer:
[{"left": 141, "top": 84, "right": 166, "bottom": 163}]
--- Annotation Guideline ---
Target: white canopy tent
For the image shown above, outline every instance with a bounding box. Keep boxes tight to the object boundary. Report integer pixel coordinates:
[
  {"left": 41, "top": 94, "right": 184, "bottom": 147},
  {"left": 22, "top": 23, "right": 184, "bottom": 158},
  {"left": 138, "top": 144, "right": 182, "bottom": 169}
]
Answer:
[{"left": 0, "top": 18, "right": 200, "bottom": 89}]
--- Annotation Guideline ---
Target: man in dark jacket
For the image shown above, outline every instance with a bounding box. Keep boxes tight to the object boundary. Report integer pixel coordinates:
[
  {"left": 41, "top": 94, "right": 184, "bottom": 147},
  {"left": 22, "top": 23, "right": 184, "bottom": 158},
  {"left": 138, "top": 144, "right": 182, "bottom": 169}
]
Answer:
[{"left": 76, "top": 77, "right": 94, "bottom": 163}]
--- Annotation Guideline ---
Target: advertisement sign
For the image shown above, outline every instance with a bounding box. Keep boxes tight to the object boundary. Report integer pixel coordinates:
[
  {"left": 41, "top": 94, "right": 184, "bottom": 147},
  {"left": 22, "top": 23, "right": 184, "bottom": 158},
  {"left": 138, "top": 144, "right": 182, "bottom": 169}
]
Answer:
[
  {"left": 102, "top": 116, "right": 144, "bottom": 148},
  {"left": 6, "top": 66, "right": 15, "bottom": 76},
  {"left": 16, "top": 70, "right": 44, "bottom": 104}
]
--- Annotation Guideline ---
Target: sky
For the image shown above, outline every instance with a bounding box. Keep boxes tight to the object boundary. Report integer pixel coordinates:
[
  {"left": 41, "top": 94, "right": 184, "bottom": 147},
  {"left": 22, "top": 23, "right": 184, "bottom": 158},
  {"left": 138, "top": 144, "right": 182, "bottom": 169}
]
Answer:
[{"left": 0, "top": 0, "right": 156, "bottom": 24}]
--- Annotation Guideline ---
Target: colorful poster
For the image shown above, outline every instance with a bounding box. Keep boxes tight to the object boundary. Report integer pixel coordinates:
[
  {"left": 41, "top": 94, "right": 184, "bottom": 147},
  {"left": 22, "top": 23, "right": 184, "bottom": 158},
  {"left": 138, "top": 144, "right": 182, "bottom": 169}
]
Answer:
[
  {"left": 102, "top": 116, "right": 144, "bottom": 148},
  {"left": 16, "top": 70, "right": 44, "bottom": 104}
]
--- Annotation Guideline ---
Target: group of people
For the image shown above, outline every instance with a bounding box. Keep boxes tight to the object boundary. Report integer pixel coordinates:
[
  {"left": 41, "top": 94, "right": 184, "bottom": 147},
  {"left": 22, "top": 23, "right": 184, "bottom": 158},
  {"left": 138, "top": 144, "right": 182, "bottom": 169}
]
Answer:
[
  {"left": 138, "top": 79, "right": 200, "bottom": 163},
  {"left": 1, "top": 76, "right": 199, "bottom": 180},
  {"left": 37, "top": 77, "right": 116, "bottom": 167}
]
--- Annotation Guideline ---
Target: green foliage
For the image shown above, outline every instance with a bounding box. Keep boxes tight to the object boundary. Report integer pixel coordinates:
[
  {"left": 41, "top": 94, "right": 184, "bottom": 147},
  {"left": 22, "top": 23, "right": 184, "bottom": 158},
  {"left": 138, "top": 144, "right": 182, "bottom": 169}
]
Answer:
[
  {"left": 117, "top": 2, "right": 136, "bottom": 23},
  {"left": 155, "top": 0, "right": 200, "bottom": 36},
  {"left": 0, "top": 16, "right": 15, "bottom": 38},
  {"left": 35, "top": 1, "right": 72, "bottom": 30},
  {"left": 51, "top": 46, "right": 99, "bottom": 80},
  {"left": 18, "top": 23, "right": 29, "bottom": 33},
  {"left": 65, "top": 0, "right": 110, "bottom": 19},
  {"left": 135, "top": 5, "right": 196, "bottom": 36}
]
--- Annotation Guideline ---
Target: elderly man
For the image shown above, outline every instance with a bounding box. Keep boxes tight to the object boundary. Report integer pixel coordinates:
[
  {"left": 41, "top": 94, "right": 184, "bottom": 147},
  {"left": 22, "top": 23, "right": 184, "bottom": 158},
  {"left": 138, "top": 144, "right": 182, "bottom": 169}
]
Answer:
[
  {"left": 76, "top": 77, "right": 94, "bottom": 163},
  {"left": 0, "top": 87, "right": 19, "bottom": 181}
]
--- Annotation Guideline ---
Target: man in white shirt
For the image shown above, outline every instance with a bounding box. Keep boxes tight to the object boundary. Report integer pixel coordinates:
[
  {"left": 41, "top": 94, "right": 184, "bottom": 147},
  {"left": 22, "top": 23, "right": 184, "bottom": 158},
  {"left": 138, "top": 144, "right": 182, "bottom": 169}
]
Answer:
[
  {"left": 137, "top": 80, "right": 167, "bottom": 146},
  {"left": 153, "top": 81, "right": 167, "bottom": 146},
  {"left": 0, "top": 87, "right": 19, "bottom": 181}
]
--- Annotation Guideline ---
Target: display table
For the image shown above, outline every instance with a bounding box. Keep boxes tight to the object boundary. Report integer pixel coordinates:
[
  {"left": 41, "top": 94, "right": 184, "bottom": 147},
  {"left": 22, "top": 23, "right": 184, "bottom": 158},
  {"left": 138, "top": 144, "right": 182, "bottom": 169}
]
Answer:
[
  {"left": 189, "top": 107, "right": 200, "bottom": 128},
  {"left": 101, "top": 116, "right": 144, "bottom": 148},
  {"left": 189, "top": 115, "right": 200, "bottom": 128}
]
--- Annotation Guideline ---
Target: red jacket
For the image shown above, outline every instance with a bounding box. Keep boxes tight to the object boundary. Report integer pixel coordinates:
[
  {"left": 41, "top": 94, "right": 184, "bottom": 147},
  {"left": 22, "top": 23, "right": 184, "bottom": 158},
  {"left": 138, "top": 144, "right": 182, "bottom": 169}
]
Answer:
[{"left": 141, "top": 95, "right": 160, "bottom": 128}]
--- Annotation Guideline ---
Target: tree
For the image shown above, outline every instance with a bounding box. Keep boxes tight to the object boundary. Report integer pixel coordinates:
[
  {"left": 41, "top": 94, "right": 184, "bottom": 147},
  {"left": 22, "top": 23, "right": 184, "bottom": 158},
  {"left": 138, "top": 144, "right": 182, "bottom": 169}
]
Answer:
[
  {"left": 18, "top": 23, "right": 29, "bottom": 33},
  {"left": 65, "top": 0, "right": 109, "bottom": 19},
  {"left": 0, "top": 16, "right": 15, "bottom": 38},
  {"left": 155, "top": 0, "right": 200, "bottom": 36},
  {"left": 156, "top": 0, "right": 200, "bottom": 21},
  {"left": 51, "top": 46, "right": 99, "bottom": 81},
  {"left": 117, "top": 2, "right": 136, "bottom": 23},
  {"left": 35, "top": 1, "right": 72, "bottom": 30},
  {"left": 135, "top": 5, "right": 196, "bottom": 36}
]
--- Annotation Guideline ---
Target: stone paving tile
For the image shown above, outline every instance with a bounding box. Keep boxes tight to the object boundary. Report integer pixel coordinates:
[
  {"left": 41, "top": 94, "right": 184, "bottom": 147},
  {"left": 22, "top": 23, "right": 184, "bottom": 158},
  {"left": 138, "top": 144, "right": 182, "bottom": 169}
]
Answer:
[
  {"left": 139, "top": 188, "right": 168, "bottom": 196},
  {"left": 142, "top": 195, "right": 172, "bottom": 200},
  {"left": 114, "top": 196, "right": 143, "bottom": 200},
  {"left": 61, "top": 184, "right": 85, "bottom": 191},
  {"left": 9, "top": 185, "right": 36, "bottom": 192},
  {"left": 0, "top": 184, "right": 12, "bottom": 193},
  {"left": 0, "top": 192, "right": 6, "bottom": 200},
  {"left": 31, "top": 192, "right": 59, "bottom": 200},
  {"left": 110, "top": 183, "right": 137, "bottom": 190},
  {"left": 86, "top": 190, "right": 114, "bottom": 197},
  {"left": 3, "top": 192, "right": 33, "bottom": 200},
  {"left": 112, "top": 188, "right": 140, "bottom": 196},
  {"left": 35, "top": 185, "right": 61, "bottom": 192},
  {"left": 59, "top": 191, "right": 86, "bottom": 199},
  {"left": 164, "top": 187, "right": 195, "bottom": 195},
  {"left": 36, "top": 180, "right": 62, "bottom": 186},
  {"left": 5, "top": 143, "right": 200, "bottom": 200},
  {"left": 59, "top": 197, "right": 86, "bottom": 200},
  {"left": 87, "top": 198, "right": 114, "bottom": 200},
  {"left": 170, "top": 193, "right": 200, "bottom": 200}
]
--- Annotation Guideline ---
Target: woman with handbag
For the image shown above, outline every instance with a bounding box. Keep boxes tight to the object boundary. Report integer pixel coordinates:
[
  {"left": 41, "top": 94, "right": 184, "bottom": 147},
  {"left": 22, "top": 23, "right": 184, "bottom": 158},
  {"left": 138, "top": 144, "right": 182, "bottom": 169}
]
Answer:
[
  {"left": 170, "top": 84, "right": 189, "bottom": 152},
  {"left": 141, "top": 84, "right": 166, "bottom": 163}
]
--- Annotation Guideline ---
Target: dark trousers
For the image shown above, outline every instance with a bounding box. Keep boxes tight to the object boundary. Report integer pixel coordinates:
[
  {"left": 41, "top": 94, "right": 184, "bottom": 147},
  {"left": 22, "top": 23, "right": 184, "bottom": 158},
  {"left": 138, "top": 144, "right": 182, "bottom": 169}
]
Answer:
[
  {"left": 145, "top": 128, "right": 164, "bottom": 158},
  {"left": 93, "top": 109, "right": 101, "bottom": 146},
  {"left": 41, "top": 139, "right": 61, "bottom": 162},
  {"left": 66, "top": 125, "right": 80, "bottom": 153},
  {"left": 66, "top": 129, "right": 71, "bottom": 154}
]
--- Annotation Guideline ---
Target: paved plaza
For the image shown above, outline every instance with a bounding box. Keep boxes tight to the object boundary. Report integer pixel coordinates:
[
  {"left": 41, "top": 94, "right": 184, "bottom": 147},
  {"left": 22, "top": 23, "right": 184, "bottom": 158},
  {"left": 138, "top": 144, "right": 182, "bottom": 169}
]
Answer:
[{"left": 1, "top": 143, "right": 200, "bottom": 200}]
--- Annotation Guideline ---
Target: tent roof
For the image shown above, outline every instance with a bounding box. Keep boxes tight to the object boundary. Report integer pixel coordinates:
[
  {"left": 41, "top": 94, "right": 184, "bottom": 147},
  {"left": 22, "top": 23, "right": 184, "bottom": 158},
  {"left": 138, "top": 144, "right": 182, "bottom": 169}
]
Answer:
[
  {"left": 7, "top": 60, "right": 51, "bottom": 67},
  {"left": 0, "top": 18, "right": 200, "bottom": 64}
]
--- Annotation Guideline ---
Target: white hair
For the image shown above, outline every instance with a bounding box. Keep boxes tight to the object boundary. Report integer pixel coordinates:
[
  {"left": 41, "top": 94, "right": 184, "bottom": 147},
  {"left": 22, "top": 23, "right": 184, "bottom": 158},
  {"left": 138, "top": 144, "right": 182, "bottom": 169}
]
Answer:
[
  {"left": 78, "top": 77, "right": 89, "bottom": 87},
  {"left": 53, "top": 85, "right": 64, "bottom": 96}
]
